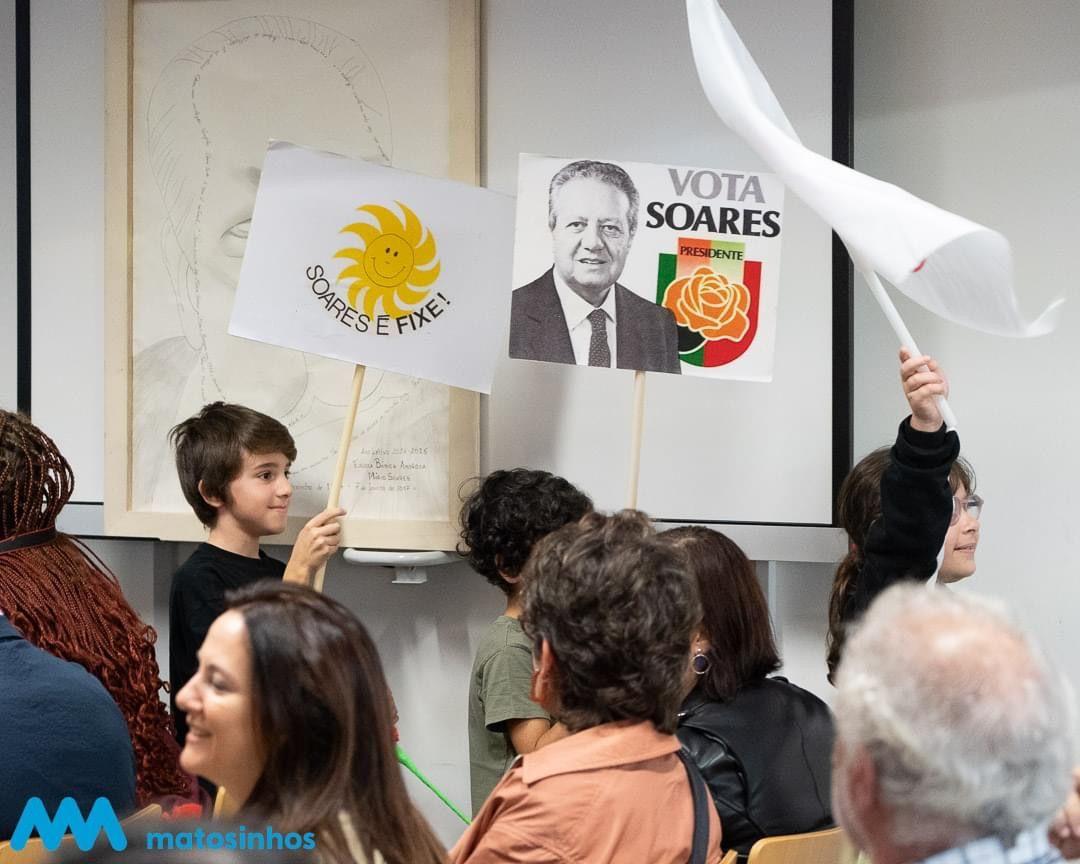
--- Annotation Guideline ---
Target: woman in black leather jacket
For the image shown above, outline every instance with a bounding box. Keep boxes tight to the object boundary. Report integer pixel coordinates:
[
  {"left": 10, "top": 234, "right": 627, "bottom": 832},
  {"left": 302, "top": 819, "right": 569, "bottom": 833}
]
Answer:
[{"left": 661, "top": 527, "right": 834, "bottom": 857}]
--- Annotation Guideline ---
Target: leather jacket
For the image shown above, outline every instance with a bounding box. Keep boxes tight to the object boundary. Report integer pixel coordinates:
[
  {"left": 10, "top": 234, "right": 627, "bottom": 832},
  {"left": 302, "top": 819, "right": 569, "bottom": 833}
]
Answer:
[{"left": 676, "top": 677, "right": 835, "bottom": 856}]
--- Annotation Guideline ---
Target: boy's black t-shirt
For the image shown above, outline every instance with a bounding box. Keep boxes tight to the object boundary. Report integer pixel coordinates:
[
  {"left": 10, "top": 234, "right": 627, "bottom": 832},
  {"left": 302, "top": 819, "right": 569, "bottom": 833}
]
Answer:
[{"left": 169, "top": 542, "right": 285, "bottom": 745}]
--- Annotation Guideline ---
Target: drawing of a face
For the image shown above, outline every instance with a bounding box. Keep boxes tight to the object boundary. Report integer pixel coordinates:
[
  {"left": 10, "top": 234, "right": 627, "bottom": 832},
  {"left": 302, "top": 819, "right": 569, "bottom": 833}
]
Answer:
[
  {"left": 136, "top": 16, "right": 451, "bottom": 519},
  {"left": 148, "top": 18, "right": 391, "bottom": 417},
  {"left": 199, "top": 42, "right": 387, "bottom": 411},
  {"left": 364, "top": 235, "right": 414, "bottom": 287},
  {"left": 335, "top": 202, "right": 439, "bottom": 319}
]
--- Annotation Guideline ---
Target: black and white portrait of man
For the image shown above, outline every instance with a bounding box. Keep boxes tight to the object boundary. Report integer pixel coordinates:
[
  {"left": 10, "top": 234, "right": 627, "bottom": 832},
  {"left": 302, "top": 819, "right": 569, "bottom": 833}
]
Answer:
[{"left": 509, "top": 160, "right": 681, "bottom": 374}]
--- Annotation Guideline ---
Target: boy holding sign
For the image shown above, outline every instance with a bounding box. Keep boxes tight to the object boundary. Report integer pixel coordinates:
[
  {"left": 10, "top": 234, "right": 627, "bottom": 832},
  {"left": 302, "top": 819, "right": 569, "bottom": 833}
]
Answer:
[{"left": 167, "top": 402, "right": 344, "bottom": 749}]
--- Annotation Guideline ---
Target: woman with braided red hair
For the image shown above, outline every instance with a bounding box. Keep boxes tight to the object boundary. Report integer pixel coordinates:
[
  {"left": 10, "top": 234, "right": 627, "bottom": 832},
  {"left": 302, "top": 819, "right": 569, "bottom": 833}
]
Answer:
[{"left": 0, "top": 409, "right": 192, "bottom": 804}]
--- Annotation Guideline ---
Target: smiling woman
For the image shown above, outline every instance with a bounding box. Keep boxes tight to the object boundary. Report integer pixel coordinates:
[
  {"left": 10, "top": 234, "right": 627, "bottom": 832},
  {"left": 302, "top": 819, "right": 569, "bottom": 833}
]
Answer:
[
  {"left": 176, "top": 609, "right": 264, "bottom": 805},
  {"left": 177, "top": 582, "right": 445, "bottom": 864},
  {"left": 939, "top": 484, "right": 981, "bottom": 584}
]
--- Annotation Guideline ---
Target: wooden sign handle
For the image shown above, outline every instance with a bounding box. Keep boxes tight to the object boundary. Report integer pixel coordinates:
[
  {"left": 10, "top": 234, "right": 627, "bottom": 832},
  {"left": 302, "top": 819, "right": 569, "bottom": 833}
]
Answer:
[
  {"left": 626, "top": 370, "right": 647, "bottom": 509},
  {"left": 312, "top": 363, "right": 366, "bottom": 593},
  {"left": 212, "top": 786, "right": 234, "bottom": 818}
]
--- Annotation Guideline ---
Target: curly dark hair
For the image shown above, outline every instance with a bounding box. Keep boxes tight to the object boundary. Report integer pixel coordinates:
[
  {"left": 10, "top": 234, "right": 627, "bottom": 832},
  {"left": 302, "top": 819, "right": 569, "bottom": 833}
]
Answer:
[
  {"left": 457, "top": 469, "right": 592, "bottom": 595},
  {"left": 521, "top": 510, "right": 700, "bottom": 733}
]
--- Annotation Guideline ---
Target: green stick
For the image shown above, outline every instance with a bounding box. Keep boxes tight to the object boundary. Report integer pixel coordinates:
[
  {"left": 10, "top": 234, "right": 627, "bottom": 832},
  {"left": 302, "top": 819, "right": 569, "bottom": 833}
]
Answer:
[{"left": 396, "top": 744, "right": 471, "bottom": 825}]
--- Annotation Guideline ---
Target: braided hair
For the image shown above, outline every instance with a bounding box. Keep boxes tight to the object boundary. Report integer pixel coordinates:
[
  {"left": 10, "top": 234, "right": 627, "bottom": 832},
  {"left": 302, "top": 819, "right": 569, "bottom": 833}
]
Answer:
[{"left": 0, "top": 410, "right": 190, "bottom": 803}]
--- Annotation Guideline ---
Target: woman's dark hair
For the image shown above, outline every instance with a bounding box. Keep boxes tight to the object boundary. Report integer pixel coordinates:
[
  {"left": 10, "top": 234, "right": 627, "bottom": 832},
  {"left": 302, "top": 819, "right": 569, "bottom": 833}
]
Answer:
[
  {"left": 826, "top": 447, "right": 976, "bottom": 681},
  {"left": 225, "top": 582, "right": 444, "bottom": 864},
  {"left": 0, "top": 410, "right": 190, "bottom": 803},
  {"left": 458, "top": 468, "right": 592, "bottom": 595},
  {"left": 658, "top": 526, "right": 780, "bottom": 701},
  {"left": 521, "top": 509, "right": 700, "bottom": 733}
]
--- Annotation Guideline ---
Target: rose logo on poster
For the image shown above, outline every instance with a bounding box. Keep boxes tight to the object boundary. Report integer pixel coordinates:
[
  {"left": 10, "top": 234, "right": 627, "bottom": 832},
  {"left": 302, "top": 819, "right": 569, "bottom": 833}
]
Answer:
[
  {"left": 664, "top": 267, "right": 751, "bottom": 343},
  {"left": 654, "top": 236, "right": 761, "bottom": 368}
]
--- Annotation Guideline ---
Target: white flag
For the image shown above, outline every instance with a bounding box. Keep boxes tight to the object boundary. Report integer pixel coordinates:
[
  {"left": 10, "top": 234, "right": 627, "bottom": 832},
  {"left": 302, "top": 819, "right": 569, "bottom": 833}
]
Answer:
[
  {"left": 229, "top": 141, "right": 514, "bottom": 393},
  {"left": 686, "top": 0, "right": 1063, "bottom": 337}
]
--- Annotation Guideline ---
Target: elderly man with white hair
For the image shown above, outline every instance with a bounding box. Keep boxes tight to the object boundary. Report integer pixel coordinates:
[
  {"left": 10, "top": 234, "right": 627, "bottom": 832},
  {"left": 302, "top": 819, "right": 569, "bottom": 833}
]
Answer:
[{"left": 831, "top": 584, "right": 1076, "bottom": 864}]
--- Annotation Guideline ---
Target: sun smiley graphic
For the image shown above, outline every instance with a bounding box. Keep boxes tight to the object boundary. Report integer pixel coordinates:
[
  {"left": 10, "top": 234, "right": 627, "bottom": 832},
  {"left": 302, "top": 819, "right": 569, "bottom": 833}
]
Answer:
[{"left": 334, "top": 202, "right": 441, "bottom": 319}]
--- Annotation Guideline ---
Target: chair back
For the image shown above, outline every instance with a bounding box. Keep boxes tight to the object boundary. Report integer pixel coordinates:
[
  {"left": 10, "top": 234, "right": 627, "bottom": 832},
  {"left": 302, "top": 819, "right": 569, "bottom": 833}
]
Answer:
[{"left": 745, "top": 826, "right": 856, "bottom": 864}]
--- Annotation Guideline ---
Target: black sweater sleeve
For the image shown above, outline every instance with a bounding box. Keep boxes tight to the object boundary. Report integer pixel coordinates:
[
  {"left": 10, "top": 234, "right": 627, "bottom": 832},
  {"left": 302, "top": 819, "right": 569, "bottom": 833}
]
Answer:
[{"left": 847, "top": 417, "right": 960, "bottom": 621}]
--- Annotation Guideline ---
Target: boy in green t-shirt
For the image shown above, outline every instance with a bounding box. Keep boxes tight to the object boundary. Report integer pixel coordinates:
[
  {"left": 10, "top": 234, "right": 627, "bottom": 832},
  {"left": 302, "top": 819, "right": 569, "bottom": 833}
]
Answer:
[{"left": 459, "top": 469, "right": 592, "bottom": 813}]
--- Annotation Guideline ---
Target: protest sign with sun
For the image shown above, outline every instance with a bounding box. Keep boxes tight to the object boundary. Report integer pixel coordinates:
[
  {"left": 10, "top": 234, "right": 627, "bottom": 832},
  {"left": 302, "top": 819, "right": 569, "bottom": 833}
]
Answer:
[
  {"left": 230, "top": 141, "right": 511, "bottom": 394},
  {"left": 334, "top": 202, "right": 441, "bottom": 319}
]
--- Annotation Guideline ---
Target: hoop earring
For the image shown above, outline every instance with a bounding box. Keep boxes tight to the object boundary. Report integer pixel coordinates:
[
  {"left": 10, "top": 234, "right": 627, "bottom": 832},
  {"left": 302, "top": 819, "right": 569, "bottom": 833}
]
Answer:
[{"left": 692, "top": 648, "right": 711, "bottom": 676}]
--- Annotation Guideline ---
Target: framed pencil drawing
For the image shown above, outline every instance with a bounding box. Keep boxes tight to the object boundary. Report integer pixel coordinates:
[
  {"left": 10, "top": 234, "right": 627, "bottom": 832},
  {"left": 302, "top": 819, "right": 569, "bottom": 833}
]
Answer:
[{"left": 104, "top": 0, "right": 480, "bottom": 549}]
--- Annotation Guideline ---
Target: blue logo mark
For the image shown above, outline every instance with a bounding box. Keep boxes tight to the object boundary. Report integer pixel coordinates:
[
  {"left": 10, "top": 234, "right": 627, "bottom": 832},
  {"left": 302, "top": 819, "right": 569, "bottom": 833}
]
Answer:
[{"left": 10, "top": 797, "right": 127, "bottom": 852}]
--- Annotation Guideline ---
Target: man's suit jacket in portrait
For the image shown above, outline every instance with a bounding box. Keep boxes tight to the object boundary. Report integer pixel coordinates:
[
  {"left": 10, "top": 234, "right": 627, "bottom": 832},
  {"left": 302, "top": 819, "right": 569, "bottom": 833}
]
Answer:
[{"left": 509, "top": 269, "right": 682, "bottom": 374}]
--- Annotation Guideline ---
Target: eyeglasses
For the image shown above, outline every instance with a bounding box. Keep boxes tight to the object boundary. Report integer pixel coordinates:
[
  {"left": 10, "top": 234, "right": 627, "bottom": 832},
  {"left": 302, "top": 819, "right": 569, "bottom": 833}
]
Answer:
[{"left": 951, "top": 493, "right": 984, "bottom": 525}]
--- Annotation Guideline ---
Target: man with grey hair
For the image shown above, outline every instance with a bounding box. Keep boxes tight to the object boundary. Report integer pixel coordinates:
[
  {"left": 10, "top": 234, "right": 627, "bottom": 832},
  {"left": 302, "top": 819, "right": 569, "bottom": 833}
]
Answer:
[
  {"left": 832, "top": 584, "right": 1075, "bottom": 864},
  {"left": 509, "top": 160, "right": 681, "bottom": 373}
]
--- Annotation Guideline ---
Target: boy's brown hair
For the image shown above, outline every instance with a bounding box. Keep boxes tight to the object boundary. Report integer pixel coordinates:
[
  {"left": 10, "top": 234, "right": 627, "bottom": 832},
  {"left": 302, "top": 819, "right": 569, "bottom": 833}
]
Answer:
[{"left": 170, "top": 402, "right": 297, "bottom": 527}]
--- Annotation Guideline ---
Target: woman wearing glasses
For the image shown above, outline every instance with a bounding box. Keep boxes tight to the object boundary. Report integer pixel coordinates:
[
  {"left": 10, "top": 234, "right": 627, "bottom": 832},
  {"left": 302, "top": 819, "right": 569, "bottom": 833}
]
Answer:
[
  {"left": 826, "top": 348, "right": 979, "bottom": 682},
  {"left": 941, "top": 483, "right": 982, "bottom": 584}
]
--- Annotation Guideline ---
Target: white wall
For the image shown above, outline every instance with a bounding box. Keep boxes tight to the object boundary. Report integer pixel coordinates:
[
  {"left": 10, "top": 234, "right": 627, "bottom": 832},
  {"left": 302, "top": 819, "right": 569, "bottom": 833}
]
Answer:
[
  {"left": 27, "top": 0, "right": 842, "bottom": 526},
  {"left": 0, "top": 0, "right": 17, "bottom": 410},
  {"left": 321, "top": 558, "right": 500, "bottom": 843},
  {"left": 482, "top": 0, "right": 838, "bottom": 524},
  {"left": 852, "top": 1, "right": 1080, "bottom": 693},
  {"left": 768, "top": 562, "right": 834, "bottom": 699},
  {"left": 29, "top": 0, "right": 105, "bottom": 498}
]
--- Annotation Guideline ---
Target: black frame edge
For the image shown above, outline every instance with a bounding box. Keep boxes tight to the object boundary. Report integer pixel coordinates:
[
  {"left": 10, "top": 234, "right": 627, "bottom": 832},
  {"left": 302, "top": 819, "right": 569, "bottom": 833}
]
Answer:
[
  {"left": 15, "top": 0, "right": 31, "bottom": 415},
  {"left": 831, "top": 0, "right": 855, "bottom": 525}
]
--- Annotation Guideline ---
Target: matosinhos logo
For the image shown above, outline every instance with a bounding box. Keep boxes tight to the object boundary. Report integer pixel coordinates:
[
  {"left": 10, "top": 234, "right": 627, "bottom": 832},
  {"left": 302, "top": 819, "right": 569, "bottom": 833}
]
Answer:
[{"left": 10, "top": 797, "right": 126, "bottom": 852}]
